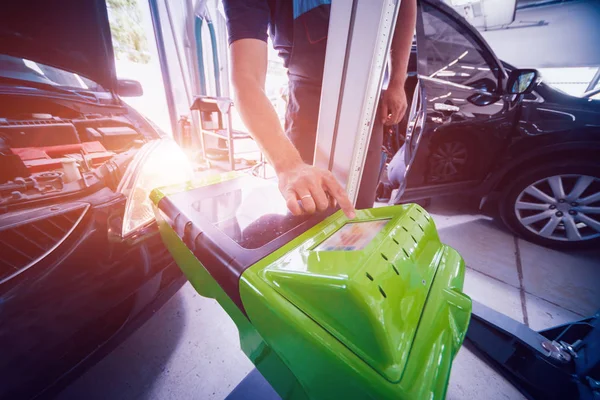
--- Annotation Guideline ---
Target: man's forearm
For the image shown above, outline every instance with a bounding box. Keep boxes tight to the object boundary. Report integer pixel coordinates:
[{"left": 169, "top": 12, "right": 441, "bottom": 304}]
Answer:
[
  {"left": 226, "top": 32, "right": 355, "bottom": 217},
  {"left": 230, "top": 39, "right": 303, "bottom": 173},
  {"left": 389, "top": 0, "right": 417, "bottom": 89},
  {"left": 234, "top": 82, "right": 303, "bottom": 172}
]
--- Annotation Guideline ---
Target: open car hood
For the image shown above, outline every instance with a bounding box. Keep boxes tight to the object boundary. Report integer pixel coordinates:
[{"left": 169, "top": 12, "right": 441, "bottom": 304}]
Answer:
[{"left": 0, "top": 0, "right": 116, "bottom": 91}]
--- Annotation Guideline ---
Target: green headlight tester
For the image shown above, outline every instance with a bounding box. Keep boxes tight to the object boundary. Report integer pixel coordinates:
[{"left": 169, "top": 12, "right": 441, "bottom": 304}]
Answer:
[{"left": 151, "top": 174, "right": 471, "bottom": 399}]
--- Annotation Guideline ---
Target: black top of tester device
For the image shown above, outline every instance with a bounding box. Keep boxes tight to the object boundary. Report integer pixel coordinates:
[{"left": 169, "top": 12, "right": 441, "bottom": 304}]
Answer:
[{"left": 157, "top": 175, "right": 335, "bottom": 312}]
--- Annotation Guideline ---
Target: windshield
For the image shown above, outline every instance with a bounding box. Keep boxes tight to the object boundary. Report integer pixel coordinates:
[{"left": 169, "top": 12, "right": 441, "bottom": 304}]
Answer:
[{"left": 0, "top": 54, "right": 106, "bottom": 91}]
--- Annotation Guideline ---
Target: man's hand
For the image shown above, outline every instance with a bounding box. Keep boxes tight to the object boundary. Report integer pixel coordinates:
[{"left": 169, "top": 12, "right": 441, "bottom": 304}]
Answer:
[
  {"left": 277, "top": 163, "right": 356, "bottom": 219},
  {"left": 383, "top": 0, "right": 416, "bottom": 125},
  {"left": 230, "top": 39, "right": 354, "bottom": 219},
  {"left": 380, "top": 84, "right": 408, "bottom": 125}
]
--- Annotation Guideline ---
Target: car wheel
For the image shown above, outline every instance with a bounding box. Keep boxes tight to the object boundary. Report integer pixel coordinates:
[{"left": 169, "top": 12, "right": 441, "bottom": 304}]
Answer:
[
  {"left": 500, "top": 163, "right": 600, "bottom": 250},
  {"left": 429, "top": 141, "right": 469, "bottom": 183}
]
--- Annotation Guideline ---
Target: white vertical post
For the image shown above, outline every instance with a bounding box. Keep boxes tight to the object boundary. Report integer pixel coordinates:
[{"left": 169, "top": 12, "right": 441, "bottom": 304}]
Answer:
[{"left": 314, "top": 0, "right": 401, "bottom": 205}]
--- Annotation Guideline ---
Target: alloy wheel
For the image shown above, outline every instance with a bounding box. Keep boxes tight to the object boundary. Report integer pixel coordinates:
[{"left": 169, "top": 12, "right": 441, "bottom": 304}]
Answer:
[
  {"left": 514, "top": 174, "right": 600, "bottom": 242},
  {"left": 430, "top": 141, "right": 468, "bottom": 182}
]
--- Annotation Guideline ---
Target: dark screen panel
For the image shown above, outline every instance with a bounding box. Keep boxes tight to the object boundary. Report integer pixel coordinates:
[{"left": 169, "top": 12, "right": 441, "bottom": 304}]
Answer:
[{"left": 191, "top": 181, "right": 311, "bottom": 249}]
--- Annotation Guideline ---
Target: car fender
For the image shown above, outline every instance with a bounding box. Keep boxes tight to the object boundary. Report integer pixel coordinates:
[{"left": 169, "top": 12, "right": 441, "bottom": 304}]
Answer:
[{"left": 482, "top": 137, "right": 600, "bottom": 196}]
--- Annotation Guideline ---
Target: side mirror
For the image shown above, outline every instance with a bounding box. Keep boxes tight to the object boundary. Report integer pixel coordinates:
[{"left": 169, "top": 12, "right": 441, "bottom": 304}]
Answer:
[
  {"left": 506, "top": 69, "right": 538, "bottom": 95},
  {"left": 117, "top": 79, "right": 143, "bottom": 97}
]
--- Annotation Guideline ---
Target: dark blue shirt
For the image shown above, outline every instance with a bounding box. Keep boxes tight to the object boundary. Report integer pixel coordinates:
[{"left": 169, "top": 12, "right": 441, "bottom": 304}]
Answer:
[{"left": 223, "top": 0, "right": 331, "bottom": 82}]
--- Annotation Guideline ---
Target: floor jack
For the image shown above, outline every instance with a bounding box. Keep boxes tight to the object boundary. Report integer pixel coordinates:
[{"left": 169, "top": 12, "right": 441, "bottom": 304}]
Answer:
[{"left": 467, "top": 301, "right": 599, "bottom": 400}]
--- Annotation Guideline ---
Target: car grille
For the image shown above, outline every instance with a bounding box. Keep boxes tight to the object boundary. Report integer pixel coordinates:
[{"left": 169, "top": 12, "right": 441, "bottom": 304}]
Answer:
[{"left": 0, "top": 203, "right": 89, "bottom": 283}]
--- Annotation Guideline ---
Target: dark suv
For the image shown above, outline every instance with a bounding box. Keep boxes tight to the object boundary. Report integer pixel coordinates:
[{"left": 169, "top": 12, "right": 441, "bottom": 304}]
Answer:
[
  {"left": 0, "top": 1, "right": 191, "bottom": 398},
  {"left": 388, "top": 0, "right": 600, "bottom": 250}
]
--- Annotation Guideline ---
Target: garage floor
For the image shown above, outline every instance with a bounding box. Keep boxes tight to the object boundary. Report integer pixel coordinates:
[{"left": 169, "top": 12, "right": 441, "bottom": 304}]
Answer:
[{"left": 57, "top": 197, "right": 600, "bottom": 400}]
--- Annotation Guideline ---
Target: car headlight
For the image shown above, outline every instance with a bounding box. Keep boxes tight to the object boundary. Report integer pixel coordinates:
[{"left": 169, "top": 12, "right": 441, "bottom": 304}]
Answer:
[{"left": 118, "top": 139, "right": 193, "bottom": 237}]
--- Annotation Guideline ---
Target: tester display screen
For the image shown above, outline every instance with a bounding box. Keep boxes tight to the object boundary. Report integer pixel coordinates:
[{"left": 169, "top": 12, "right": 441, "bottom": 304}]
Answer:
[{"left": 315, "top": 219, "right": 390, "bottom": 251}]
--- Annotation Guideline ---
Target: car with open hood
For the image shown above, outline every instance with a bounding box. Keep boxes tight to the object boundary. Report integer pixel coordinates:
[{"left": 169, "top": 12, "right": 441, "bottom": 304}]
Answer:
[{"left": 0, "top": 1, "right": 192, "bottom": 398}]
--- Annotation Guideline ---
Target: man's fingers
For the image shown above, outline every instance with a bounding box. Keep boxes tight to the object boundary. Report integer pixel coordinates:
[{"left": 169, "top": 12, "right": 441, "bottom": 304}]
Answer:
[
  {"left": 326, "top": 192, "right": 337, "bottom": 208},
  {"left": 389, "top": 106, "right": 401, "bottom": 125},
  {"left": 309, "top": 184, "right": 330, "bottom": 212},
  {"left": 324, "top": 176, "right": 356, "bottom": 219},
  {"left": 297, "top": 189, "right": 317, "bottom": 214},
  {"left": 394, "top": 103, "right": 407, "bottom": 124},
  {"left": 278, "top": 164, "right": 357, "bottom": 218},
  {"left": 388, "top": 99, "right": 408, "bottom": 125},
  {"left": 399, "top": 105, "right": 406, "bottom": 121},
  {"left": 380, "top": 99, "right": 391, "bottom": 124},
  {"left": 283, "top": 190, "right": 302, "bottom": 216}
]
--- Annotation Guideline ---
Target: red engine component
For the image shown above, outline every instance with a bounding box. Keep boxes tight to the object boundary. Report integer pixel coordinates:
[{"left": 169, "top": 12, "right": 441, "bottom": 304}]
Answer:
[{"left": 11, "top": 142, "right": 115, "bottom": 173}]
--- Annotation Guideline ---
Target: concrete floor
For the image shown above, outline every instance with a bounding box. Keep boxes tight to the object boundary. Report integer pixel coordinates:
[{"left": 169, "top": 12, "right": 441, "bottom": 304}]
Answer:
[{"left": 57, "top": 196, "right": 600, "bottom": 400}]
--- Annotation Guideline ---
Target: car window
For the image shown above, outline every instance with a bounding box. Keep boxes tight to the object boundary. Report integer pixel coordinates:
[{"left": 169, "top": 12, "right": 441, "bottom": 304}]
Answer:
[{"left": 417, "top": 3, "right": 501, "bottom": 92}]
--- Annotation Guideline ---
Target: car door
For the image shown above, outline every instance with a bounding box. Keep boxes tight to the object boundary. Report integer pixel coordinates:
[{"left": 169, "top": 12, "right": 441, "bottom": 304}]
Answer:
[{"left": 403, "top": 0, "right": 519, "bottom": 195}]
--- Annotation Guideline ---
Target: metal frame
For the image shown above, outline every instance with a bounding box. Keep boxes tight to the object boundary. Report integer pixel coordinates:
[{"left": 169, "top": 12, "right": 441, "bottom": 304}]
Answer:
[
  {"left": 191, "top": 96, "right": 265, "bottom": 172},
  {"left": 315, "top": 0, "right": 402, "bottom": 205},
  {"left": 148, "top": 0, "right": 179, "bottom": 137},
  {"left": 191, "top": 96, "right": 248, "bottom": 170}
]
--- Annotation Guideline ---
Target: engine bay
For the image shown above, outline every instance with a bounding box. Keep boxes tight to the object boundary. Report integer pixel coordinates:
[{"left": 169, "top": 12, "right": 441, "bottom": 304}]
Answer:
[{"left": 0, "top": 109, "right": 146, "bottom": 210}]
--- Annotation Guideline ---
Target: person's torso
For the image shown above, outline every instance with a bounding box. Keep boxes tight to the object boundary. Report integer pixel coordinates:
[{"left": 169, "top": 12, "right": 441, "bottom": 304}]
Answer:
[{"left": 268, "top": 0, "right": 331, "bottom": 84}]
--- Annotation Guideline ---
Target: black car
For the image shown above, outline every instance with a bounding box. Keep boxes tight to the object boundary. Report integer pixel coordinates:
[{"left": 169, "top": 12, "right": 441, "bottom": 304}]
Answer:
[
  {"left": 385, "top": 0, "right": 600, "bottom": 250},
  {"left": 0, "top": 1, "right": 191, "bottom": 398}
]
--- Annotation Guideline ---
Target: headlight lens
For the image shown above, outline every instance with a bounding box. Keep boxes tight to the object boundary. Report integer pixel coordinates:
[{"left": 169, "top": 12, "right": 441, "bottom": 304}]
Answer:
[{"left": 119, "top": 139, "right": 193, "bottom": 237}]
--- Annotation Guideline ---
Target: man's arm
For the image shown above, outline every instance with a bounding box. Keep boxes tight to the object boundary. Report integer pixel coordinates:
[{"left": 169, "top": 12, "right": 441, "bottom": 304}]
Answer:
[
  {"left": 380, "top": 0, "right": 417, "bottom": 125},
  {"left": 230, "top": 39, "right": 355, "bottom": 218},
  {"left": 230, "top": 39, "right": 300, "bottom": 177}
]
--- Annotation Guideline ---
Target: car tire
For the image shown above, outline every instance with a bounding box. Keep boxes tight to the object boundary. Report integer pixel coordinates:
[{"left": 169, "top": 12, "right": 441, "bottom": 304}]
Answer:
[
  {"left": 500, "top": 162, "right": 600, "bottom": 250},
  {"left": 428, "top": 138, "right": 472, "bottom": 183}
]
